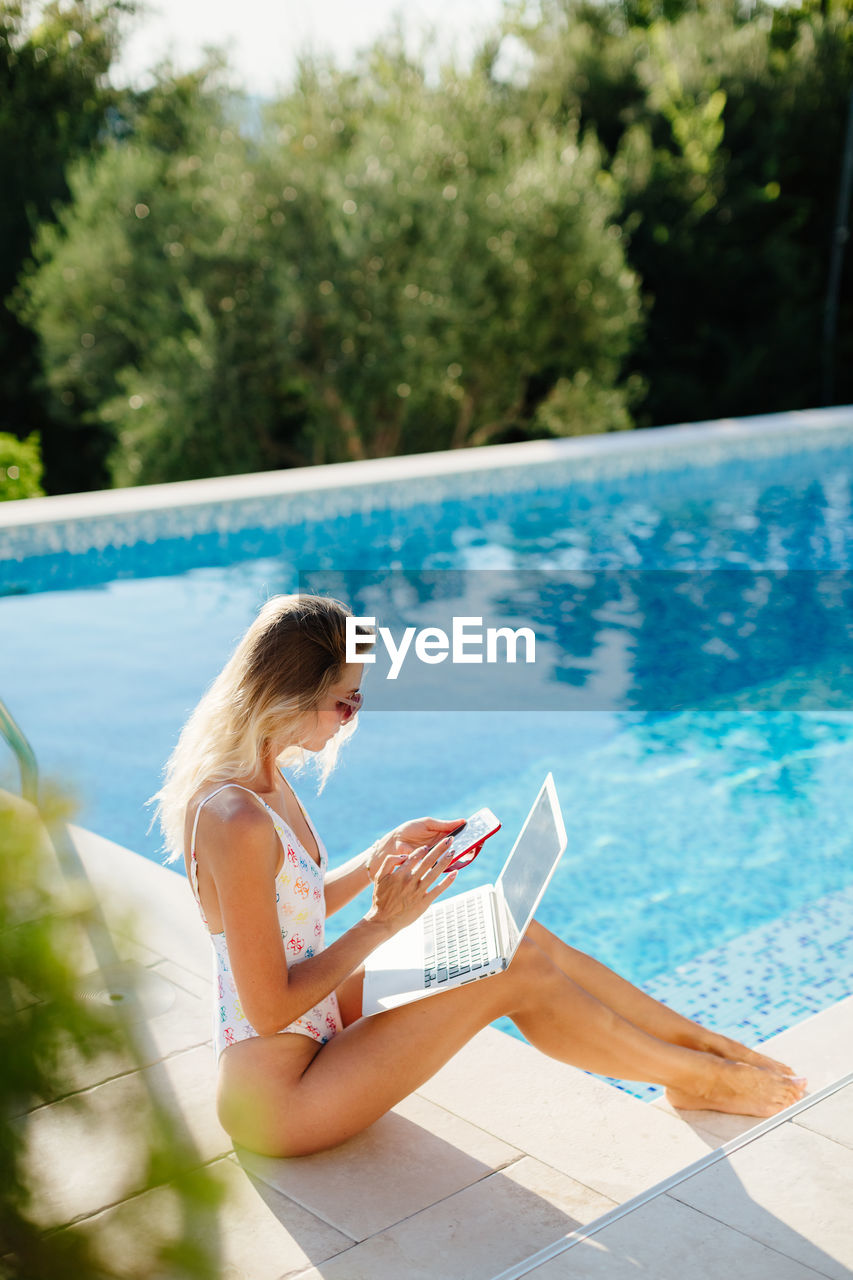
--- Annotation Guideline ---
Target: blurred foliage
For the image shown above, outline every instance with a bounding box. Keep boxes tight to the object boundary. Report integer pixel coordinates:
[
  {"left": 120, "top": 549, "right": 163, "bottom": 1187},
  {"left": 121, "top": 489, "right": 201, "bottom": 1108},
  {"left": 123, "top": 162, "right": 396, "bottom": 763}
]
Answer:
[
  {"left": 5, "top": 0, "right": 853, "bottom": 490},
  {"left": 0, "top": 431, "right": 44, "bottom": 500},
  {"left": 0, "top": 788, "right": 222, "bottom": 1278},
  {"left": 0, "top": 1, "right": 131, "bottom": 492}
]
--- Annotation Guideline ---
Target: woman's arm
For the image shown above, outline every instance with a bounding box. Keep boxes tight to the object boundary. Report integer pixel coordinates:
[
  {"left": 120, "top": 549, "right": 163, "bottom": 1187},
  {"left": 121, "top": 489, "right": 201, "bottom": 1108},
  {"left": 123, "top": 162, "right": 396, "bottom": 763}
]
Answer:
[
  {"left": 324, "top": 816, "right": 467, "bottom": 918},
  {"left": 201, "top": 801, "right": 457, "bottom": 1037},
  {"left": 323, "top": 847, "right": 374, "bottom": 917}
]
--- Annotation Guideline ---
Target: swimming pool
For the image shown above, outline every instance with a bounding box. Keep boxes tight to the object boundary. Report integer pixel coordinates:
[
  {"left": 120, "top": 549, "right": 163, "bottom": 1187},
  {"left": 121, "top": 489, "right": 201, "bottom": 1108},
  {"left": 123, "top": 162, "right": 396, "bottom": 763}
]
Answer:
[{"left": 2, "top": 409, "right": 852, "bottom": 1097}]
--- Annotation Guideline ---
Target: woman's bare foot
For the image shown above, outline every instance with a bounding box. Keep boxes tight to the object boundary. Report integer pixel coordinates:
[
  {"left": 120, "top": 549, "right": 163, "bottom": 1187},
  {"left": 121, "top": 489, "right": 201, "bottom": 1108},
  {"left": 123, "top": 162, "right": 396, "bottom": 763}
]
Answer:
[
  {"left": 686, "top": 1027, "right": 797, "bottom": 1078},
  {"left": 666, "top": 1059, "right": 807, "bottom": 1118}
]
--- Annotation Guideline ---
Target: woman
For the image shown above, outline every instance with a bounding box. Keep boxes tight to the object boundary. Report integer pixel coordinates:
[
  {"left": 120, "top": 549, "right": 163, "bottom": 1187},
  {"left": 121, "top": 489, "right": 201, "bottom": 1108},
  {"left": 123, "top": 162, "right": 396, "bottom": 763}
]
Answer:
[{"left": 156, "top": 594, "right": 806, "bottom": 1158}]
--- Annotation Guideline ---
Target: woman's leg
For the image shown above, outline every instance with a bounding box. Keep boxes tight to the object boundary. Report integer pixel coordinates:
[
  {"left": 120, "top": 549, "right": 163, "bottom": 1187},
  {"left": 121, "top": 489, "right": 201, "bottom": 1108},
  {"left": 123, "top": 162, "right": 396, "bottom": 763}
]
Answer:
[
  {"left": 525, "top": 920, "right": 796, "bottom": 1075},
  {"left": 218, "top": 935, "right": 806, "bottom": 1157}
]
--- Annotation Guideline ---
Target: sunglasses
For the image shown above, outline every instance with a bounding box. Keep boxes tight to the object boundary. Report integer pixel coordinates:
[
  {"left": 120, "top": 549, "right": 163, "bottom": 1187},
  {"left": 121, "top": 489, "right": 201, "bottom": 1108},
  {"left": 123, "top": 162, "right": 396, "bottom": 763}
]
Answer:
[{"left": 336, "top": 691, "right": 363, "bottom": 723}]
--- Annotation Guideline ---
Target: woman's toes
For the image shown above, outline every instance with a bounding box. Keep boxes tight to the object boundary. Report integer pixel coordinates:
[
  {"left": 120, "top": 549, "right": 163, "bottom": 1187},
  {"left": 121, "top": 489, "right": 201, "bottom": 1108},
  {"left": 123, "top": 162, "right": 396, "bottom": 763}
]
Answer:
[
  {"left": 749, "top": 1048, "right": 796, "bottom": 1076},
  {"left": 711, "top": 1034, "right": 796, "bottom": 1078},
  {"left": 669, "top": 1062, "right": 807, "bottom": 1119}
]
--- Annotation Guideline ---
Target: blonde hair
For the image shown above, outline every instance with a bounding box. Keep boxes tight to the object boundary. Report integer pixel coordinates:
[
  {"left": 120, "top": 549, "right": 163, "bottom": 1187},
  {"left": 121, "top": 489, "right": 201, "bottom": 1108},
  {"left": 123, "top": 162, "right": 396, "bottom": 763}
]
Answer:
[{"left": 154, "top": 593, "right": 371, "bottom": 863}]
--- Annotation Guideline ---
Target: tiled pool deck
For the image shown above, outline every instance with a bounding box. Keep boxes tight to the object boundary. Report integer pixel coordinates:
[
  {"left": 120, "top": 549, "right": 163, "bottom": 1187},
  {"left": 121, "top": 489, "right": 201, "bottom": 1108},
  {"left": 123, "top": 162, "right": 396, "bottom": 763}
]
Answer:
[{"left": 18, "top": 811, "right": 853, "bottom": 1280}]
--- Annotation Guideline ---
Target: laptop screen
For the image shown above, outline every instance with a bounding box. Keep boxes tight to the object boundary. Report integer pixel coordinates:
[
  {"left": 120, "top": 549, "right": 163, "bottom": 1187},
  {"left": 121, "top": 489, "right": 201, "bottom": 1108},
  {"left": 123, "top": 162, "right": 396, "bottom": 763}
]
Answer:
[{"left": 496, "top": 775, "right": 567, "bottom": 939}]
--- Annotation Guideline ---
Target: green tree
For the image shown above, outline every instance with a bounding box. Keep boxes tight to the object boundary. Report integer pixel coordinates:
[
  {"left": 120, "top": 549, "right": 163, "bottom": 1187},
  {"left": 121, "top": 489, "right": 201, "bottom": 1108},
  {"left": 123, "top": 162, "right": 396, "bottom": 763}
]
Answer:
[
  {"left": 0, "top": 431, "right": 43, "bottom": 500},
  {"left": 9, "top": 0, "right": 853, "bottom": 490},
  {"left": 254, "top": 49, "right": 642, "bottom": 462},
  {"left": 514, "top": 0, "right": 853, "bottom": 424},
  {"left": 20, "top": 41, "right": 641, "bottom": 484},
  {"left": 0, "top": 0, "right": 133, "bottom": 493}
]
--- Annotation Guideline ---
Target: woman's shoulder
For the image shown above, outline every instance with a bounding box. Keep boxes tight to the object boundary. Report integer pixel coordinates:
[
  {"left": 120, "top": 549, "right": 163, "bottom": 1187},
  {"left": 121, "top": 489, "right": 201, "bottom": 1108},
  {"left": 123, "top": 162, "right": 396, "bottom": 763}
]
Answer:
[{"left": 190, "top": 782, "right": 277, "bottom": 851}]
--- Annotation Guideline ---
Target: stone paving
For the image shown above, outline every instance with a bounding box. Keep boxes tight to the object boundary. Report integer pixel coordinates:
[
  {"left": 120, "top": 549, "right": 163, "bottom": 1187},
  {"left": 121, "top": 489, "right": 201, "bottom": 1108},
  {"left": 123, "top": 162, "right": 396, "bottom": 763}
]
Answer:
[{"left": 18, "top": 818, "right": 853, "bottom": 1280}]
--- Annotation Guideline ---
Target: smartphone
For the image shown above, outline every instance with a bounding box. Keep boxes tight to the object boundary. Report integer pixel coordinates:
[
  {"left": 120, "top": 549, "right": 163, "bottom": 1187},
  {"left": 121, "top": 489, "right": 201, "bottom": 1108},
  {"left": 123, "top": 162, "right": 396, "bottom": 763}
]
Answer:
[{"left": 444, "top": 807, "right": 501, "bottom": 871}]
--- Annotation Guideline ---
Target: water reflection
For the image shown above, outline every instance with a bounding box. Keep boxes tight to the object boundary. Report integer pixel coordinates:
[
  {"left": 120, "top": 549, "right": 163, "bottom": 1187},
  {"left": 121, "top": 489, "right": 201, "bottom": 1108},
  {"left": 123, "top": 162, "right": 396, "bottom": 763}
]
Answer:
[{"left": 301, "top": 568, "right": 853, "bottom": 713}]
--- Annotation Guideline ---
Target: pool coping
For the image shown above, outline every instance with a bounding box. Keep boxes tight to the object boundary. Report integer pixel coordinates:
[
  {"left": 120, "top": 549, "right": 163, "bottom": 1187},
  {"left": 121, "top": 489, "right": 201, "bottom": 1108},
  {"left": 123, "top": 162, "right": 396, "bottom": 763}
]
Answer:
[
  {"left": 493, "top": 1066, "right": 853, "bottom": 1280},
  {"left": 2, "top": 404, "right": 852, "bottom": 533}
]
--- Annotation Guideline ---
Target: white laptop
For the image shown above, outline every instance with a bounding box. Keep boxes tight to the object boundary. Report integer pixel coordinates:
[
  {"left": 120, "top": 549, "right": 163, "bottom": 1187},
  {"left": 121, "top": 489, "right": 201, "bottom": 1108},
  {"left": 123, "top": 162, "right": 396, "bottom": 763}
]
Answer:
[{"left": 362, "top": 773, "right": 568, "bottom": 1015}]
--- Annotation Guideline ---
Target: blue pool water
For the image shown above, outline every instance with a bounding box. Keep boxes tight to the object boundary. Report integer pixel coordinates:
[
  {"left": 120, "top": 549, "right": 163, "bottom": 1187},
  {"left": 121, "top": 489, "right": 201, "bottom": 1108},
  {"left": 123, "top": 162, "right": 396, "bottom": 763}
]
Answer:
[{"left": 2, "top": 423, "right": 852, "bottom": 1095}]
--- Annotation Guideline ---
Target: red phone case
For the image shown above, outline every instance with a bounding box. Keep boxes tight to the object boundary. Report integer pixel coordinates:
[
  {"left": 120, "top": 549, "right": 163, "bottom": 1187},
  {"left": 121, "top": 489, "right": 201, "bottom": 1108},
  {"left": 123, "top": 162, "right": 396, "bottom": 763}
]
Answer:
[{"left": 446, "top": 815, "right": 501, "bottom": 870}]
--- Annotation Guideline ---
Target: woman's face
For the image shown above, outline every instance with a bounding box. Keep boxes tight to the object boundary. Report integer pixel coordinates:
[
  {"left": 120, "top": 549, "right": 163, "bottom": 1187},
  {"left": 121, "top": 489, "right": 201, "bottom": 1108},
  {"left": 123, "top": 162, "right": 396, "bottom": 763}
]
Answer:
[{"left": 297, "top": 662, "right": 365, "bottom": 752}]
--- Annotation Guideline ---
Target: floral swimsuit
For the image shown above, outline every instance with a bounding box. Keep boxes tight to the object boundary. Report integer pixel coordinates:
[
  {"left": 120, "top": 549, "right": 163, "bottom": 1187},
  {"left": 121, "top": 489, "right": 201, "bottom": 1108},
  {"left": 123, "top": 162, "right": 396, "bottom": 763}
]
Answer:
[{"left": 189, "top": 777, "right": 343, "bottom": 1060}]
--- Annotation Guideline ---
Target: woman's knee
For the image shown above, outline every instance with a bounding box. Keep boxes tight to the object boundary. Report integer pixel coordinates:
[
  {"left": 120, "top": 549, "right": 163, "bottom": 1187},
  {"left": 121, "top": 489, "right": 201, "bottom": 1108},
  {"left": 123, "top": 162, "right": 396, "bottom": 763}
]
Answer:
[
  {"left": 217, "top": 1073, "right": 321, "bottom": 1158},
  {"left": 526, "top": 919, "right": 552, "bottom": 949},
  {"left": 513, "top": 932, "right": 553, "bottom": 970},
  {"left": 500, "top": 934, "right": 564, "bottom": 1002},
  {"left": 527, "top": 919, "right": 587, "bottom": 966}
]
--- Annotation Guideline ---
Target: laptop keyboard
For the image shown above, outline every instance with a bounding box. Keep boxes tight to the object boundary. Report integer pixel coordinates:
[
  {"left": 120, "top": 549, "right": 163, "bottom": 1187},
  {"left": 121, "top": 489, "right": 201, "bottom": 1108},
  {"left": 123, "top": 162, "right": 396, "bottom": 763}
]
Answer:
[{"left": 423, "top": 894, "right": 493, "bottom": 987}]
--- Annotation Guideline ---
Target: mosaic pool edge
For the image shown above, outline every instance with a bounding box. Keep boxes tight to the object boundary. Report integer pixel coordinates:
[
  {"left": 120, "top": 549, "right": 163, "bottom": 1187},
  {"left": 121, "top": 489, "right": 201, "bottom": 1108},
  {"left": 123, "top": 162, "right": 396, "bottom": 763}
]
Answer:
[
  {"left": 603, "top": 877, "right": 853, "bottom": 1101},
  {"left": 3, "top": 407, "right": 853, "bottom": 567}
]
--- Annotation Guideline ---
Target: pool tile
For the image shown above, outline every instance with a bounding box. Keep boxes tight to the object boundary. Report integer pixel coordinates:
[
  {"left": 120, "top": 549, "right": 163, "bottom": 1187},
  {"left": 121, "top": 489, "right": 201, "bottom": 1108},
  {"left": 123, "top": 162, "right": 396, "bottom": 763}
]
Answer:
[
  {"left": 612, "top": 882, "right": 853, "bottom": 1100},
  {"left": 70, "top": 1154, "right": 354, "bottom": 1280},
  {"left": 794, "top": 1086, "right": 853, "bottom": 1151},
  {"left": 669, "top": 1121, "right": 853, "bottom": 1280},
  {"left": 235, "top": 1091, "right": 522, "bottom": 1242},
  {"left": 415, "top": 1028, "right": 716, "bottom": 1201},
  {"left": 764, "top": 995, "right": 853, "bottom": 1092},
  {"left": 523, "top": 1191, "right": 828, "bottom": 1280},
  {"left": 648, "top": 1001, "right": 853, "bottom": 1145},
  {"left": 288, "top": 1155, "right": 617, "bottom": 1280},
  {"left": 68, "top": 823, "right": 210, "bottom": 980},
  {"left": 4, "top": 412, "right": 852, "bottom": 594},
  {"left": 19, "top": 1044, "right": 230, "bottom": 1227},
  {"left": 51, "top": 962, "right": 213, "bottom": 1098}
]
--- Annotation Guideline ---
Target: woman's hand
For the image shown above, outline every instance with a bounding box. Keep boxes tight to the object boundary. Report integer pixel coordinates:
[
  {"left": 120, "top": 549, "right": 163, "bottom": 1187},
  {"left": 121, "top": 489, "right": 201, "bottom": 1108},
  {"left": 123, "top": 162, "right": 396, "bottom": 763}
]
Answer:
[
  {"left": 366, "top": 838, "right": 458, "bottom": 935},
  {"left": 366, "top": 816, "right": 464, "bottom": 882}
]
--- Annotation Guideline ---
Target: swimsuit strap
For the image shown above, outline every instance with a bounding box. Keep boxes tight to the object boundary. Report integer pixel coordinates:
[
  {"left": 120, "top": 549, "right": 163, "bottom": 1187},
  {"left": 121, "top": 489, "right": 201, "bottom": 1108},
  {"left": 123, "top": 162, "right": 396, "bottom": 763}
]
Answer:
[
  {"left": 277, "top": 766, "right": 325, "bottom": 867},
  {"left": 189, "top": 782, "right": 282, "bottom": 913}
]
